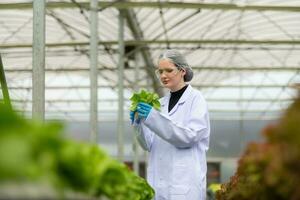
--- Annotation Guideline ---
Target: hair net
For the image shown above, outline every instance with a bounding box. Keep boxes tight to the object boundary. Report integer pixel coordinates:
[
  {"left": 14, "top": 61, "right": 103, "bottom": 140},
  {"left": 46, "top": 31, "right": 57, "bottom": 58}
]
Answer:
[{"left": 158, "top": 49, "right": 193, "bottom": 82}]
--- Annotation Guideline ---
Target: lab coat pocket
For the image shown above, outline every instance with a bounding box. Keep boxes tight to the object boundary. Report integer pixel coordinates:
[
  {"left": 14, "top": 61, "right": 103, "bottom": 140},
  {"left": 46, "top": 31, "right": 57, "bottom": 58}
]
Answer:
[{"left": 170, "top": 185, "right": 190, "bottom": 200}]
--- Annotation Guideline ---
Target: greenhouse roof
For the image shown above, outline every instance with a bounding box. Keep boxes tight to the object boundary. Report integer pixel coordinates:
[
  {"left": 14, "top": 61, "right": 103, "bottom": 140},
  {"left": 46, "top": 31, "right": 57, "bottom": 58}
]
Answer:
[{"left": 1, "top": 0, "right": 299, "bottom": 121}]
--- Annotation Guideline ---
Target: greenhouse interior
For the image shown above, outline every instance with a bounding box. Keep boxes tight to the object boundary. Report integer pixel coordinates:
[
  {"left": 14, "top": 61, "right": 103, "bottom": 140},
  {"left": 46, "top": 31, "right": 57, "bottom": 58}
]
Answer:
[{"left": 0, "top": 0, "right": 300, "bottom": 200}]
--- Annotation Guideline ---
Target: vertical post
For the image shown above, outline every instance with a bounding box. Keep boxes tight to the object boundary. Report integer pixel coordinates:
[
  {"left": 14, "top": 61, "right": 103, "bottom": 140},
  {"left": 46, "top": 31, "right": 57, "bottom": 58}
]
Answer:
[
  {"left": 0, "top": 54, "right": 12, "bottom": 109},
  {"left": 90, "top": 0, "right": 98, "bottom": 143},
  {"left": 32, "top": 0, "right": 45, "bottom": 120},
  {"left": 239, "top": 74, "right": 244, "bottom": 151},
  {"left": 117, "top": 9, "right": 125, "bottom": 161},
  {"left": 133, "top": 52, "right": 140, "bottom": 174}
]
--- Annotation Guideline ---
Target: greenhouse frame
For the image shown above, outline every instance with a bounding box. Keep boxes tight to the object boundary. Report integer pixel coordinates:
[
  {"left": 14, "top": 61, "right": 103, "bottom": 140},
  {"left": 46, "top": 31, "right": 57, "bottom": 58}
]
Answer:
[{"left": 0, "top": 0, "right": 300, "bottom": 199}]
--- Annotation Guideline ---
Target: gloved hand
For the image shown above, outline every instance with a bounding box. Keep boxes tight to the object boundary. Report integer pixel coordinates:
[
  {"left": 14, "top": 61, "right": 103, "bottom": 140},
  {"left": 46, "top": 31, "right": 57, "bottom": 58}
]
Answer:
[
  {"left": 136, "top": 102, "right": 152, "bottom": 120},
  {"left": 130, "top": 111, "right": 135, "bottom": 124},
  {"left": 130, "top": 110, "right": 141, "bottom": 125}
]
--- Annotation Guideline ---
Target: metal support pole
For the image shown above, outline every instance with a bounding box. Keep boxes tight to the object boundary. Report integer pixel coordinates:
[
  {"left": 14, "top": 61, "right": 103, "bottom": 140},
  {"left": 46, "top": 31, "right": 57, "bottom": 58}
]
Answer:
[
  {"left": 32, "top": 0, "right": 45, "bottom": 120},
  {"left": 90, "top": 0, "right": 98, "bottom": 143},
  {"left": 133, "top": 52, "right": 140, "bottom": 175},
  {"left": 239, "top": 74, "right": 245, "bottom": 151},
  {"left": 0, "top": 54, "right": 12, "bottom": 109},
  {"left": 117, "top": 9, "right": 125, "bottom": 161}
]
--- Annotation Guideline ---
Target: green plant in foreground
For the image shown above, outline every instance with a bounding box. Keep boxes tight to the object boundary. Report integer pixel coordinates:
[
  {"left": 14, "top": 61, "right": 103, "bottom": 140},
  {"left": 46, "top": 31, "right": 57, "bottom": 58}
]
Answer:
[
  {"left": 0, "top": 103, "right": 155, "bottom": 200},
  {"left": 130, "top": 89, "right": 161, "bottom": 111}
]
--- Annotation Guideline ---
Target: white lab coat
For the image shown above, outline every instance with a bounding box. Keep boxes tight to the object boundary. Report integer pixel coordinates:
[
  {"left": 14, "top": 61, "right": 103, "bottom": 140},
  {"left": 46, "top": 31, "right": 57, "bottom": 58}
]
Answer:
[{"left": 133, "top": 85, "right": 210, "bottom": 200}]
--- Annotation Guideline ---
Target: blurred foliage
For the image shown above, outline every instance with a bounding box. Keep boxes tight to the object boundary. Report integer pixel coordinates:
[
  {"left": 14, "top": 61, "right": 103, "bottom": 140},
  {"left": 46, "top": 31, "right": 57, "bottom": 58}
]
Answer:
[
  {"left": 207, "top": 183, "right": 221, "bottom": 200},
  {"left": 0, "top": 103, "right": 154, "bottom": 200},
  {"left": 216, "top": 91, "right": 300, "bottom": 200}
]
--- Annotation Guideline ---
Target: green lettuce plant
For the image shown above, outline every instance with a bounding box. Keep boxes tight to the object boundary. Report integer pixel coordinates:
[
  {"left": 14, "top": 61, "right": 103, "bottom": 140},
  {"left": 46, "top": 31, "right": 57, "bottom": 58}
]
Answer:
[
  {"left": 130, "top": 89, "right": 161, "bottom": 111},
  {"left": 0, "top": 103, "right": 155, "bottom": 200}
]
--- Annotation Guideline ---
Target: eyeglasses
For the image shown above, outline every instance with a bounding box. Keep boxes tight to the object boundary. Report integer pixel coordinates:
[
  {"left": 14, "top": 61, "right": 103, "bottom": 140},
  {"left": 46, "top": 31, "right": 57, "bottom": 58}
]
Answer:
[{"left": 155, "top": 67, "right": 180, "bottom": 78}]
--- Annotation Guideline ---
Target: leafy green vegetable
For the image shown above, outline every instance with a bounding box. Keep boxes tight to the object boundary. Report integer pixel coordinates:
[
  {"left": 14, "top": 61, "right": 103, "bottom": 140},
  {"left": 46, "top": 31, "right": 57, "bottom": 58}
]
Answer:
[
  {"left": 130, "top": 89, "right": 161, "bottom": 111},
  {"left": 0, "top": 103, "right": 155, "bottom": 200}
]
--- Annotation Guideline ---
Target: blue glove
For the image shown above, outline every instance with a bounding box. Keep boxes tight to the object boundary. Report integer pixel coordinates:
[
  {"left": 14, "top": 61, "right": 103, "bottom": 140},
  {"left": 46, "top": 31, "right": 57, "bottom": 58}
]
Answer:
[
  {"left": 130, "top": 111, "right": 135, "bottom": 124},
  {"left": 130, "top": 110, "right": 141, "bottom": 125},
  {"left": 136, "top": 102, "right": 152, "bottom": 119}
]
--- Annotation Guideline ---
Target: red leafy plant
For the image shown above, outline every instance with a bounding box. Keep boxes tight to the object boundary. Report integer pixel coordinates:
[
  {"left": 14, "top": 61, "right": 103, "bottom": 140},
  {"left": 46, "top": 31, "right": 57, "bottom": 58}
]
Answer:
[{"left": 216, "top": 89, "right": 300, "bottom": 200}]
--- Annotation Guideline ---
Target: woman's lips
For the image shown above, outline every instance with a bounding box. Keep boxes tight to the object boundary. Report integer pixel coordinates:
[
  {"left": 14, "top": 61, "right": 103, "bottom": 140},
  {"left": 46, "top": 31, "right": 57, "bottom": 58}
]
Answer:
[{"left": 162, "top": 80, "right": 168, "bottom": 84}]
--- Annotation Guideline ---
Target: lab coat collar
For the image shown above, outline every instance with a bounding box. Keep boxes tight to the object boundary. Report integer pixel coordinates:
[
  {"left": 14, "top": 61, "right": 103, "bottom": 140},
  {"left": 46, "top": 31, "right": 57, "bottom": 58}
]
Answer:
[
  {"left": 161, "top": 84, "right": 193, "bottom": 115},
  {"left": 177, "top": 84, "right": 192, "bottom": 104}
]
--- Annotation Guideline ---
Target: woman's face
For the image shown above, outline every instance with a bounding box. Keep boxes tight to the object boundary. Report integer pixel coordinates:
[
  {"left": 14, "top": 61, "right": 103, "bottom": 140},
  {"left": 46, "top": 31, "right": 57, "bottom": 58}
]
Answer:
[{"left": 156, "top": 59, "right": 186, "bottom": 91}]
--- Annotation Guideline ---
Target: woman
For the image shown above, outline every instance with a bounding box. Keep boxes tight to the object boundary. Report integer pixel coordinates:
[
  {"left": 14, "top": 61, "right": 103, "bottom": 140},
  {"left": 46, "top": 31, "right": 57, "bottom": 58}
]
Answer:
[{"left": 130, "top": 49, "right": 210, "bottom": 200}]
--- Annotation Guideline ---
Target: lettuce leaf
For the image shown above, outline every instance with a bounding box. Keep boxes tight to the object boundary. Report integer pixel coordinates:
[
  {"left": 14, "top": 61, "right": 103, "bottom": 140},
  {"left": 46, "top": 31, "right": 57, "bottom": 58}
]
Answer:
[{"left": 130, "top": 89, "right": 161, "bottom": 111}]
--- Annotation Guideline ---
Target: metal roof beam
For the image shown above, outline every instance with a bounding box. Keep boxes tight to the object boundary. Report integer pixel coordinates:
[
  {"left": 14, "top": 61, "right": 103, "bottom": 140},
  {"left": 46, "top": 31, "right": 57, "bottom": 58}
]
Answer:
[
  {"left": 4, "top": 66, "right": 300, "bottom": 72},
  {"left": 1, "top": 2, "right": 300, "bottom": 12},
  {"left": 2, "top": 39, "right": 300, "bottom": 49},
  {"left": 123, "top": 9, "right": 164, "bottom": 96},
  {"left": 8, "top": 84, "right": 295, "bottom": 89}
]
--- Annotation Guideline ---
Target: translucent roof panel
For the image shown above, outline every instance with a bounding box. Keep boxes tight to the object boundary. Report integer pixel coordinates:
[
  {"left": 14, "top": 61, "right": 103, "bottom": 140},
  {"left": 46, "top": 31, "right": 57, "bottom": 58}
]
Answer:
[{"left": 0, "top": 0, "right": 299, "bottom": 121}]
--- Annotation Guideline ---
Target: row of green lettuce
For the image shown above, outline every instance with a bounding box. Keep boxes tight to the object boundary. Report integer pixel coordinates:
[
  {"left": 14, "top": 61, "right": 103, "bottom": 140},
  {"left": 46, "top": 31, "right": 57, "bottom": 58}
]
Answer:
[{"left": 0, "top": 103, "right": 154, "bottom": 200}]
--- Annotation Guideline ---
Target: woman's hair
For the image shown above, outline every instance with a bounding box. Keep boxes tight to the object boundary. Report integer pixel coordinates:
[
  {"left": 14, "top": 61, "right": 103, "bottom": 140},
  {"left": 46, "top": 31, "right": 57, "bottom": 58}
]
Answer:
[{"left": 158, "top": 49, "right": 193, "bottom": 82}]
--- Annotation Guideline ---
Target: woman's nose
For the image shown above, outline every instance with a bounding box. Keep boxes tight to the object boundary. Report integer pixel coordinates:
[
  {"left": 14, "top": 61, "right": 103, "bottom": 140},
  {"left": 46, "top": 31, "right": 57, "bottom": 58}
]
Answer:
[{"left": 160, "top": 72, "right": 167, "bottom": 78}]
